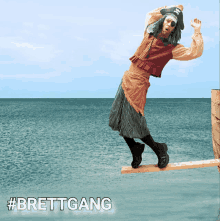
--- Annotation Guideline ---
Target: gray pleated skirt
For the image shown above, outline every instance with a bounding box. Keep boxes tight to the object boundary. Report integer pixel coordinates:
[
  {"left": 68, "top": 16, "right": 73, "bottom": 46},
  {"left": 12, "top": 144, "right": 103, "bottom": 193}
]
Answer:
[{"left": 109, "top": 78, "right": 150, "bottom": 139}]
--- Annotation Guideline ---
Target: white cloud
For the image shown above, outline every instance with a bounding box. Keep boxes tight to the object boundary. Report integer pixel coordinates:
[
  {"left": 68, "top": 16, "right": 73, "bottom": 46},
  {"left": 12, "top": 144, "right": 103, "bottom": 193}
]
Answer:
[
  {"left": 37, "top": 24, "right": 49, "bottom": 30},
  {"left": 0, "top": 1, "right": 217, "bottom": 84},
  {"left": 23, "top": 22, "right": 34, "bottom": 28},
  {"left": 179, "top": 33, "right": 218, "bottom": 51},
  {"left": 0, "top": 62, "right": 72, "bottom": 80},
  {"left": 0, "top": 36, "right": 64, "bottom": 63},
  {"left": 0, "top": 37, "right": 23, "bottom": 49},
  {"left": 183, "top": 4, "right": 219, "bottom": 29},
  {"left": 0, "top": 73, "right": 55, "bottom": 79},
  {"left": 165, "top": 59, "right": 203, "bottom": 77},
  {"left": 179, "top": 36, "right": 193, "bottom": 47},
  {"left": 11, "top": 42, "right": 44, "bottom": 50},
  {"left": 95, "top": 70, "right": 109, "bottom": 75},
  {"left": 167, "top": 59, "right": 202, "bottom": 69},
  {"left": 202, "top": 35, "right": 218, "bottom": 49},
  {"left": 38, "top": 33, "right": 47, "bottom": 39},
  {"left": 203, "top": 20, "right": 219, "bottom": 28},
  {"left": 101, "top": 39, "right": 131, "bottom": 62},
  {"left": 203, "top": 35, "right": 215, "bottom": 43},
  {"left": 74, "top": 36, "right": 88, "bottom": 41},
  {"left": 20, "top": 30, "right": 33, "bottom": 36},
  {"left": 38, "top": 14, "right": 113, "bottom": 26},
  {"left": 175, "top": 69, "right": 189, "bottom": 77},
  {"left": 101, "top": 30, "right": 142, "bottom": 63}
]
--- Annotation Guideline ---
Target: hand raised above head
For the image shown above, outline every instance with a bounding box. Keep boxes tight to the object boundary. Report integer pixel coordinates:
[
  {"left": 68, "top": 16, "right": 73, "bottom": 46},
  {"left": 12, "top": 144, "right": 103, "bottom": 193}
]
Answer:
[{"left": 190, "top": 18, "right": 202, "bottom": 32}]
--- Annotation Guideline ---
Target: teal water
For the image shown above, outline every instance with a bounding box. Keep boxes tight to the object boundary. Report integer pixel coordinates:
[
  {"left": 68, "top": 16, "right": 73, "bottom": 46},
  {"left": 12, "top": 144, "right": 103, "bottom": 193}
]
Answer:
[{"left": 0, "top": 98, "right": 219, "bottom": 221}]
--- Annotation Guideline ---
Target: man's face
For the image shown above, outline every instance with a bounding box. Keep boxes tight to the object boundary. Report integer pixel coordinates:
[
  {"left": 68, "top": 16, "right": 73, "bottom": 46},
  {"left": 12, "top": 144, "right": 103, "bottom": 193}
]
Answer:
[{"left": 162, "top": 17, "right": 176, "bottom": 35}]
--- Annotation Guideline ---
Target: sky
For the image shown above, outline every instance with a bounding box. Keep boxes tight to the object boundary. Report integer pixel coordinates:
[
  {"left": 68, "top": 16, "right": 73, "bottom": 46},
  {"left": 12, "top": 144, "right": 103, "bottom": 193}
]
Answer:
[{"left": 0, "top": 0, "right": 219, "bottom": 98}]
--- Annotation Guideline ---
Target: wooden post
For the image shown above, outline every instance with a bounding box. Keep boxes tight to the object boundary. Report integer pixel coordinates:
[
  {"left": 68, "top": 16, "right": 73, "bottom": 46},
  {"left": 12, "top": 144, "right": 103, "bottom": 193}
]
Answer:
[{"left": 211, "top": 89, "right": 220, "bottom": 173}]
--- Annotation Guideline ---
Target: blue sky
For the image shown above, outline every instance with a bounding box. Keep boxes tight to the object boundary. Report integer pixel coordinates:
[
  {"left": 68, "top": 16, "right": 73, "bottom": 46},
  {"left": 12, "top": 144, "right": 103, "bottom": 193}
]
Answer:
[{"left": 0, "top": 0, "right": 219, "bottom": 98}]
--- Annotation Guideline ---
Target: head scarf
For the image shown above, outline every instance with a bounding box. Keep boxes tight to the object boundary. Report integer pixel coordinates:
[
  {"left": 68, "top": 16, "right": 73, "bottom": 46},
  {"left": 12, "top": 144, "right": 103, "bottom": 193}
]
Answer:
[{"left": 165, "top": 13, "right": 178, "bottom": 24}]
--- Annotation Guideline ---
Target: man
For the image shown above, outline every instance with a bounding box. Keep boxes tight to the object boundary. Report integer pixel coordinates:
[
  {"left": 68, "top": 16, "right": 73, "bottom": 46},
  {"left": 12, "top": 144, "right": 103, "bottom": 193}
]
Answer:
[{"left": 109, "top": 5, "right": 203, "bottom": 169}]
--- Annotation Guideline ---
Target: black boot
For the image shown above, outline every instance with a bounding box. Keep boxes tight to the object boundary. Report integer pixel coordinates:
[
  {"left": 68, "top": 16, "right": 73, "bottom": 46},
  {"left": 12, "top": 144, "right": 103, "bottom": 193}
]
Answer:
[
  {"left": 129, "top": 142, "right": 145, "bottom": 168},
  {"left": 141, "top": 134, "right": 169, "bottom": 169},
  {"left": 123, "top": 137, "right": 145, "bottom": 168}
]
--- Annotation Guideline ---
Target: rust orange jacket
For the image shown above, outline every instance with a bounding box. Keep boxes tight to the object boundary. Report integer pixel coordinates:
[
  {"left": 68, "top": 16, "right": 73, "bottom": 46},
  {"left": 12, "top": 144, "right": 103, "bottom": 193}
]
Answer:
[{"left": 121, "top": 5, "right": 204, "bottom": 117}]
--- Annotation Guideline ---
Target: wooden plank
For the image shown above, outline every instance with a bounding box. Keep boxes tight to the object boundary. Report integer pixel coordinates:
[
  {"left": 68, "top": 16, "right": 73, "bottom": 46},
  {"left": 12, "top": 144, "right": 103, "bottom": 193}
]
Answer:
[{"left": 121, "top": 159, "right": 220, "bottom": 174}]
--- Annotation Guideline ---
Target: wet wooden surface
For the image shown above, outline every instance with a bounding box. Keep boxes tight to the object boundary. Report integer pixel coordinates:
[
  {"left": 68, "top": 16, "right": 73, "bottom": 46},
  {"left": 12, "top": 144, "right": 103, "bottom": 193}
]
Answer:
[{"left": 121, "top": 159, "right": 220, "bottom": 174}]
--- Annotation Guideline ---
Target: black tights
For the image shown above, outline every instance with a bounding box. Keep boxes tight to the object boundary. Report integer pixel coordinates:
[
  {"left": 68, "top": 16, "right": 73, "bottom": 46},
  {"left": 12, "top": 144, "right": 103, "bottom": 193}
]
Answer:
[
  {"left": 123, "top": 134, "right": 158, "bottom": 154},
  {"left": 123, "top": 136, "right": 136, "bottom": 148}
]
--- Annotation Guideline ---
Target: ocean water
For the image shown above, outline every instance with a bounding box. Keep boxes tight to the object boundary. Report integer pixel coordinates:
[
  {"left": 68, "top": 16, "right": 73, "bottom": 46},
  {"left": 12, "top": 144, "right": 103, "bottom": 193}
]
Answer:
[{"left": 0, "top": 98, "right": 219, "bottom": 221}]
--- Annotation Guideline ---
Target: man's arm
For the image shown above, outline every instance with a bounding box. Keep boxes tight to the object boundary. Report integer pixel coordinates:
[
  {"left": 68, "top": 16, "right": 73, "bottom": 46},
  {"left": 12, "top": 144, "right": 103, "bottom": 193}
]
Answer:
[{"left": 172, "top": 18, "right": 203, "bottom": 61}]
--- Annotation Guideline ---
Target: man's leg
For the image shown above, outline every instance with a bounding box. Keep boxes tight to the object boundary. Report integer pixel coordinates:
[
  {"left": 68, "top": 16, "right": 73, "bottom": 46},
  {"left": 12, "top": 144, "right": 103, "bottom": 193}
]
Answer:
[
  {"left": 123, "top": 136, "right": 136, "bottom": 148},
  {"left": 140, "top": 134, "right": 169, "bottom": 168},
  {"left": 123, "top": 136, "right": 145, "bottom": 168}
]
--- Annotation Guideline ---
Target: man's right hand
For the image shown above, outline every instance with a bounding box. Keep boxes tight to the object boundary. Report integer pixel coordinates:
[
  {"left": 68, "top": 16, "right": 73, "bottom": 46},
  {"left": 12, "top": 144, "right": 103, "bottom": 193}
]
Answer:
[{"left": 191, "top": 18, "right": 202, "bottom": 33}]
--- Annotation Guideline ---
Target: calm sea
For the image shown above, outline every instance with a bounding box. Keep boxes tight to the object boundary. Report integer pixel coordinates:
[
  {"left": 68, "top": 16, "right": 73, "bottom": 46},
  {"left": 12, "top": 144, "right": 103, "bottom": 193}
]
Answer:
[{"left": 0, "top": 98, "right": 219, "bottom": 221}]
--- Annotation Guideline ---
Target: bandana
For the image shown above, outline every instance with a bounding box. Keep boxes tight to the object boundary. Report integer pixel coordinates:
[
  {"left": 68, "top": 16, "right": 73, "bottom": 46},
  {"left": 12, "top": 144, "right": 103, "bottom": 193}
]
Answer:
[{"left": 165, "top": 13, "right": 178, "bottom": 23}]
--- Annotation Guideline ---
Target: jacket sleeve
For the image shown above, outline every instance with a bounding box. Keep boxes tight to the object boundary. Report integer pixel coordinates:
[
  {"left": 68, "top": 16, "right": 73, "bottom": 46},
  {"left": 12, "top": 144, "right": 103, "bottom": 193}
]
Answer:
[
  {"left": 172, "top": 33, "right": 204, "bottom": 61},
  {"left": 144, "top": 5, "right": 184, "bottom": 35}
]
